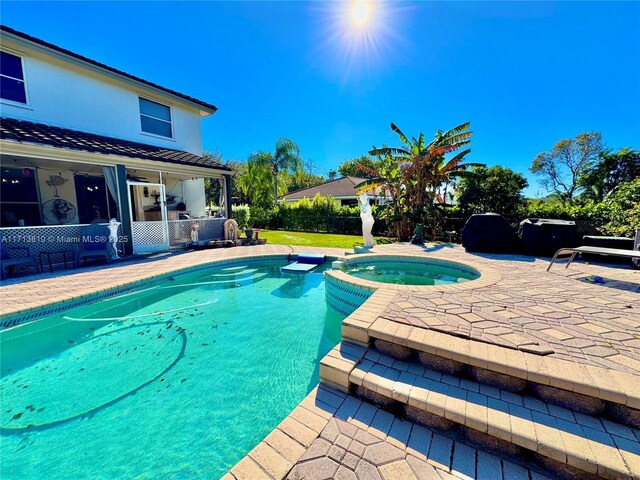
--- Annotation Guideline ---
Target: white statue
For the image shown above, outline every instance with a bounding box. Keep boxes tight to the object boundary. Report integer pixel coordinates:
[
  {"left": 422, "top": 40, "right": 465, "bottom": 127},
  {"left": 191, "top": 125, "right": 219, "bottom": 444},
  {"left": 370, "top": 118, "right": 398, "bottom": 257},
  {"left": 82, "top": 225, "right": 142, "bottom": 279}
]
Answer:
[
  {"left": 359, "top": 193, "right": 375, "bottom": 248},
  {"left": 108, "top": 218, "right": 121, "bottom": 259},
  {"left": 190, "top": 223, "right": 200, "bottom": 243}
]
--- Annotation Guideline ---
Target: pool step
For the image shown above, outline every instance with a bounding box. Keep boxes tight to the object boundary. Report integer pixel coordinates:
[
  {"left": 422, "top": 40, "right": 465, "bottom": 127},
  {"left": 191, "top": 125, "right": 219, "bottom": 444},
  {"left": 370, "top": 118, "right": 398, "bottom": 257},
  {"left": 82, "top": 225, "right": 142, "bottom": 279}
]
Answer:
[
  {"left": 204, "top": 268, "right": 259, "bottom": 279},
  {"left": 161, "top": 272, "right": 269, "bottom": 289},
  {"left": 340, "top": 316, "right": 640, "bottom": 427},
  {"left": 319, "top": 343, "right": 640, "bottom": 480}
]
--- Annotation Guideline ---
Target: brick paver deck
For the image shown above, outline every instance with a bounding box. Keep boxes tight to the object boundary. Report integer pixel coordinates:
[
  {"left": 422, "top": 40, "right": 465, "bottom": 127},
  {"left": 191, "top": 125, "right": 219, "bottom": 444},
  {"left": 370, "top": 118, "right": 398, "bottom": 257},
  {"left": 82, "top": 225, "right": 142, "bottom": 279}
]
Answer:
[
  {"left": 372, "top": 244, "right": 640, "bottom": 376},
  {"left": 2, "top": 241, "right": 639, "bottom": 479}
]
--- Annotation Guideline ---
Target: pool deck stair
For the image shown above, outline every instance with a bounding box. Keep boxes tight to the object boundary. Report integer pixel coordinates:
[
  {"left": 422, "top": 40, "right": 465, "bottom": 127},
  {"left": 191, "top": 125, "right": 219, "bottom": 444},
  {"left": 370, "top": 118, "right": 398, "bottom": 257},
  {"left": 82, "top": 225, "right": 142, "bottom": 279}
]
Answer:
[
  {"left": 319, "top": 334, "right": 640, "bottom": 479},
  {"left": 225, "top": 383, "right": 561, "bottom": 480}
]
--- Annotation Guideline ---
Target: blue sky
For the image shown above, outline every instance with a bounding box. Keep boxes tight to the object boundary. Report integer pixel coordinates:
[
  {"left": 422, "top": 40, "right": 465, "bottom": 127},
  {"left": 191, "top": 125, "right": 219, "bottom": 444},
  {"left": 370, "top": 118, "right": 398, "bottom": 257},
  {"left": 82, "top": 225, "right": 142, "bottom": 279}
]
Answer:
[{"left": 2, "top": 1, "right": 639, "bottom": 197}]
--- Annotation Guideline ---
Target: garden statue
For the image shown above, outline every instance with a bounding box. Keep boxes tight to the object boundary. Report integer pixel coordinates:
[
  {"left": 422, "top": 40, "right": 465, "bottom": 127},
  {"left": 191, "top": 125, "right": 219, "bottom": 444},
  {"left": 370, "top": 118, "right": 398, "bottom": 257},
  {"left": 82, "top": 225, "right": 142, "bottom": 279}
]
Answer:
[
  {"left": 359, "top": 193, "right": 375, "bottom": 248},
  {"left": 410, "top": 223, "right": 425, "bottom": 244},
  {"left": 108, "top": 218, "right": 121, "bottom": 259},
  {"left": 190, "top": 223, "right": 200, "bottom": 243},
  {"left": 224, "top": 219, "right": 239, "bottom": 241}
]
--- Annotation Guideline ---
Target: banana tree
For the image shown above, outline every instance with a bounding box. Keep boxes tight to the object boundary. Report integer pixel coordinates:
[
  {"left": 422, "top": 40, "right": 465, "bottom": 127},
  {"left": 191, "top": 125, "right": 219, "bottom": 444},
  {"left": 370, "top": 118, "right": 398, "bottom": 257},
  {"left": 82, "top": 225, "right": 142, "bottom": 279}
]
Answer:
[
  {"left": 250, "top": 138, "right": 303, "bottom": 206},
  {"left": 364, "top": 122, "right": 482, "bottom": 240}
]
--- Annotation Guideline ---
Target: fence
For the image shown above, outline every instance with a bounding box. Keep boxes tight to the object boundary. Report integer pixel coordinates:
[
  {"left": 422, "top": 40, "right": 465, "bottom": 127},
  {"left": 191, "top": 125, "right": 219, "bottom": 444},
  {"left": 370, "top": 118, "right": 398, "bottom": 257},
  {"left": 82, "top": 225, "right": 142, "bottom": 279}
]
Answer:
[{"left": 0, "top": 218, "right": 226, "bottom": 271}]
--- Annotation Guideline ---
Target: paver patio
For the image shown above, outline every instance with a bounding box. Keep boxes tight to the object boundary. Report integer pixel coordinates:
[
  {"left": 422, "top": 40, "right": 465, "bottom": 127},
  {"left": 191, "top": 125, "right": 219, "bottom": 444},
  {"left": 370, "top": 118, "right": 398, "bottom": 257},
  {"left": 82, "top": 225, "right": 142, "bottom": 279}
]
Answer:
[{"left": 1, "top": 242, "right": 638, "bottom": 479}]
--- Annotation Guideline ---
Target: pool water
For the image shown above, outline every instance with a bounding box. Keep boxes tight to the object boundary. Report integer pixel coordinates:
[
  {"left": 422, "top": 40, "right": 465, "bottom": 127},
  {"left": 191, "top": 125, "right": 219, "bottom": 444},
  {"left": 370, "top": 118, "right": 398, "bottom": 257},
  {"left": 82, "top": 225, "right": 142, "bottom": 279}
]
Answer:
[
  {"left": 342, "top": 258, "right": 480, "bottom": 285},
  {"left": 0, "top": 259, "right": 343, "bottom": 479}
]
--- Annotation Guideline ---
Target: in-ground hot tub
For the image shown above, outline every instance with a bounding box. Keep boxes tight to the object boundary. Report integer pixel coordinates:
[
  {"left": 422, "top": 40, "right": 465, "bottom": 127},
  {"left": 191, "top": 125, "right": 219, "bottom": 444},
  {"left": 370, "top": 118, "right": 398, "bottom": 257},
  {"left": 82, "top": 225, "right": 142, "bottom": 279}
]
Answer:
[{"left": 340, "top": 255, "right": 481, "bottom": 286}]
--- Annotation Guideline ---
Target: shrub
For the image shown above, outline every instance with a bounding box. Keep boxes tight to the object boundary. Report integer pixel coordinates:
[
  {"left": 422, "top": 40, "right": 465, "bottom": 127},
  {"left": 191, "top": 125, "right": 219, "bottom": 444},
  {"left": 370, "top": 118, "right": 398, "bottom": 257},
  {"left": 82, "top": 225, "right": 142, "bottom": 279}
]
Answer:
[
  {"left": 231, "top": 204, "right": 250, "bottom": 230},
  {"left": 249, "top": 206, "right": 273, "bottom": 229}
]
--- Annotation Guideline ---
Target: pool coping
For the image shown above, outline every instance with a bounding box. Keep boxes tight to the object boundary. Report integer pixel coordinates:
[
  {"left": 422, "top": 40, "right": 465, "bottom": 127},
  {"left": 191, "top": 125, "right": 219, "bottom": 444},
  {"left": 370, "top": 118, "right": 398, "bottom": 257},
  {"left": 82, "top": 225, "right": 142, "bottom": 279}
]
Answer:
[{"left": 326, "top": 253, "right": 502, "bottom": 293}]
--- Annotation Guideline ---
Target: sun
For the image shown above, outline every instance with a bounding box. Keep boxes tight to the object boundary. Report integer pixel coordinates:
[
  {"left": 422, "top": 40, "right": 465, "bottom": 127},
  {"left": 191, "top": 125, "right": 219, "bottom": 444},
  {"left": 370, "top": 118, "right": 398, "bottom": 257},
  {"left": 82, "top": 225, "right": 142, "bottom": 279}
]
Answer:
[{"left": 350, "top": 0, "right": 372, "bottom": 28}]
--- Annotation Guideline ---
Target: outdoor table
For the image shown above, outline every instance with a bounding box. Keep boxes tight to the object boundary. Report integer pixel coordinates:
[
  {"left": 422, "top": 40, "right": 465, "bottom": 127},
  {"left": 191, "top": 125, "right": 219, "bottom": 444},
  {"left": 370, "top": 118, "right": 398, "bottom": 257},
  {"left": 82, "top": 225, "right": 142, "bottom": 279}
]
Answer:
[{"left": 39, "top": 249, "right": 74, "bottom": 273}]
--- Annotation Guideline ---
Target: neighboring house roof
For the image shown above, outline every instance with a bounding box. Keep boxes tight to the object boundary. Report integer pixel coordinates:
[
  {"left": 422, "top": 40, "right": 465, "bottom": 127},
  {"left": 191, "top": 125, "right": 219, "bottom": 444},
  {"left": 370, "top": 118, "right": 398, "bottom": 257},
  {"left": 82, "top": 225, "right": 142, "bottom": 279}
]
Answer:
[
  {"left": 0, "top": 117, "right": 230, "bottom": 171},
  {"left": 281, "top": 176, "right": 382, "bottom": 200},
  {"left": 0, "top": 25, "right": 217, "bottom": 113}
]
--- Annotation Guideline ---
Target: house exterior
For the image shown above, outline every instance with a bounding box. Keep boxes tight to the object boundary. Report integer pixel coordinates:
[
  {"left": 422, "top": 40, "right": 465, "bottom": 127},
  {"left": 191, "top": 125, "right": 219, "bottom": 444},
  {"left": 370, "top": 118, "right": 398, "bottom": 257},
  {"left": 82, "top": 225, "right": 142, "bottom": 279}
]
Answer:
[
  {"left": 280, "top": 176, "right": 385, "bottom": 206},
  {"left": 0, "top": 25, "right": 232, "bottom": 258}
]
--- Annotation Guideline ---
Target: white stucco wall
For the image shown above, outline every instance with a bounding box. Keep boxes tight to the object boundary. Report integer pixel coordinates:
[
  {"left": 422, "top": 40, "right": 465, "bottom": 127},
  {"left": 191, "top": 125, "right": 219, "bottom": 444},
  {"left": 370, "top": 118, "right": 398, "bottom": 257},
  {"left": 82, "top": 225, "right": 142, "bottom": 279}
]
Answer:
[
  {"left": 0, "top": 40, "right": 207, "bottom": 155},
  {"left": 181, "top": 178, "right": 206, "bottom": 217}
]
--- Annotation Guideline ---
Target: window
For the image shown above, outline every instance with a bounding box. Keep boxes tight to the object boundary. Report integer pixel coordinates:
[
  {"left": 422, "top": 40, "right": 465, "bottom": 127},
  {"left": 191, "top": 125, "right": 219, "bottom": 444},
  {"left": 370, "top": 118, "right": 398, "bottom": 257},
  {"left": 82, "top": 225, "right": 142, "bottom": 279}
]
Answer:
[
  {"left": 0, "top": 168, "right": 40, "bottom": 227},
  {"left": 74, "top": 175, "right": 117, "bottom": 224},
  {"left": 0, "top": 51, "right": 27, "bottom": 104},
  {"left": 139, "top": 97, "right": 172, "bottom": 138}
]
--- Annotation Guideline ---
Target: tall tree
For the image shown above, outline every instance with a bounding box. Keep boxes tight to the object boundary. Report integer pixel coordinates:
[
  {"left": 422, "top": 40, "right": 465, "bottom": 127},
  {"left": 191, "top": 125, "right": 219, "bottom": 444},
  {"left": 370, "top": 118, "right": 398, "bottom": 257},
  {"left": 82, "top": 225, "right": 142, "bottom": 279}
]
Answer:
[
  {"left": 337, "top": 156, "right": 378, "bottom": 178},
  {"left": 457, "top": 165, "right": 529, "bottom": 218},
  {"left": 236, "top": 156, "right": 286, "bottom": 208},
  {"left": 250, "top": 138, "right": 303, "bottom": 206},
  {"left": 530, "top": 132, "right": 604, "bottom": 204},
  {"left": 357, "top": 122, "right": 480, "bottom": 240},
  {"left": 579, "top": 147, "right": 640, "bottom": 202}
]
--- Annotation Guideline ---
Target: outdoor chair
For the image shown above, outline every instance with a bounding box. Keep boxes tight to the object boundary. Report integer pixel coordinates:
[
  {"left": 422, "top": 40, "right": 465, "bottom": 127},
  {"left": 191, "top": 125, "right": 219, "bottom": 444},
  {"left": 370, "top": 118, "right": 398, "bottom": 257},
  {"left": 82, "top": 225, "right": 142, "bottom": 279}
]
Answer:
[
  {"left": 74, "top": 224, "right": 112, "bottom": 267},
  {"left": 1, "top": 246, "right": 39, "bottom": 279},
  {"left": 547, "top": 246, "right": 640, "bottom": 271}
]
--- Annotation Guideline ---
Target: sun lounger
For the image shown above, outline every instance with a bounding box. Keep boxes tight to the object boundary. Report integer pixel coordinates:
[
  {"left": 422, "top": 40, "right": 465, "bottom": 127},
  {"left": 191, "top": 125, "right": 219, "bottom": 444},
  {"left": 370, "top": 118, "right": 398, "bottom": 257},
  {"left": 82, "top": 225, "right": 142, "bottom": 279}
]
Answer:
[{"left": 547, "top": 246, "right": 640, "bottom": 271}]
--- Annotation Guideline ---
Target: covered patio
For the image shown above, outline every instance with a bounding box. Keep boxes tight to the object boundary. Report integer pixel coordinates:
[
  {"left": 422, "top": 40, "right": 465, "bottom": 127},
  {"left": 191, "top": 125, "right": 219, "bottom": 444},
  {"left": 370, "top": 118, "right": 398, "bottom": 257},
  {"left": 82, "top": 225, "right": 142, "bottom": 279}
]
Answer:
[{"left": 0, "top": 118, "right": 233, "bottom": 272}]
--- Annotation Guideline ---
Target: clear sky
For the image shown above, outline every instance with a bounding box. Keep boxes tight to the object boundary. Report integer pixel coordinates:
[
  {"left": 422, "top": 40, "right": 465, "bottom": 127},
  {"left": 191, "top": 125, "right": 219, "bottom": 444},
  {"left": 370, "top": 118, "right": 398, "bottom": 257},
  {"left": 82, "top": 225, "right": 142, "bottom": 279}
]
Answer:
[{"left": 2, "top": 1, "right": 639, "bottom": 197}]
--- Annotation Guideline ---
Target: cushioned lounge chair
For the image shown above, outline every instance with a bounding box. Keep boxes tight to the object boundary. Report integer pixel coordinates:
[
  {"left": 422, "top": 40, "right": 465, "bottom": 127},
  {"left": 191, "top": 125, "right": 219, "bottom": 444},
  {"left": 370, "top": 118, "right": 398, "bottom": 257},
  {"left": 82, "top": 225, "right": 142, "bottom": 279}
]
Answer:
[
  {"left": 74, "top": 224, "right": 112, "bottom": 266},
  {"left": 1, "top": 246, "right": 39, "bottom": 279},
  {"left": 547, "top": 246, "right": 640, "bottom": 271}
]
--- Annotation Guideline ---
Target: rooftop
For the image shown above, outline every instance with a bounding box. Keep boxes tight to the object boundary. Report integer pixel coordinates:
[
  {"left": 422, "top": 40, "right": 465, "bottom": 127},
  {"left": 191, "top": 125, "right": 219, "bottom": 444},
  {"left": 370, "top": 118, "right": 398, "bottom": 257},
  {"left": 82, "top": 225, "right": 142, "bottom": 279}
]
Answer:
[
  {"left": 0, "top": 117, "right": 230, "bottom": 171},
  {"left": 282, "top": 177, "right": 383, "bottom": 201}
]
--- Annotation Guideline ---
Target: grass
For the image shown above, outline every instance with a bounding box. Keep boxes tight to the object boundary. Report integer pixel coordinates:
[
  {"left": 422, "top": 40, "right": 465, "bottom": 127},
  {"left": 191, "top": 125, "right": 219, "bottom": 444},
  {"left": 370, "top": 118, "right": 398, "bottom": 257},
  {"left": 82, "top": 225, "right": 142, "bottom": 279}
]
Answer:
[{"left": 259, "top": 229, "right": 394, "bottom": 249}]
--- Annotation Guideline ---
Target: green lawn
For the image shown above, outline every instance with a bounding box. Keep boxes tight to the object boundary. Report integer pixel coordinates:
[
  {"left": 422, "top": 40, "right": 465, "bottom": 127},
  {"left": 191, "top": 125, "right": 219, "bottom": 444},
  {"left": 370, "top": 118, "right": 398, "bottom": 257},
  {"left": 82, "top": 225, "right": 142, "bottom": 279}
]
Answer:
[{"left": 259, "top": 230, "right": 393, "bottom": 249}]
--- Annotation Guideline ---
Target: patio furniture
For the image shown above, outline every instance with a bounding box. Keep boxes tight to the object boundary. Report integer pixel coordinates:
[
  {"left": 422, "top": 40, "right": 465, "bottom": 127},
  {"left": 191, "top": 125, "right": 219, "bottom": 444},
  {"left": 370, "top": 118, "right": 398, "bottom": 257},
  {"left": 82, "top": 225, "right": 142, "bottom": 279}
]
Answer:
[
  {"left": 546, "top": 246, "right": 640, "bottom": 271},
  {"left": 74, "top": 224, "right": 112, "bottom": 266},
  {"left": 1, "top": 246, "right": 39, "bottom": 279},
  {"left": 39, "top": 248, "right": 75, "bottom": 273},
  {"left": 38, "top": 248, "right": 75, "bottom": 273},
  {"left": 519, "top": 218, "right": 578, "bottom": 256},
  {"left": 461, "top": 213, "right": 516, "bottom": 253}
]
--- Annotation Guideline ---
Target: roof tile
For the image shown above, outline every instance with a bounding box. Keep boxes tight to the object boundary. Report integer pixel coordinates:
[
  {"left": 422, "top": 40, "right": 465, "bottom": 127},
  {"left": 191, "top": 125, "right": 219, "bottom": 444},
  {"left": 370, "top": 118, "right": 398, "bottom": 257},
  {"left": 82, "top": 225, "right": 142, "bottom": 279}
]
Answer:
[{"left": 0, "top": 117, "right": 230, "bottom": 172}]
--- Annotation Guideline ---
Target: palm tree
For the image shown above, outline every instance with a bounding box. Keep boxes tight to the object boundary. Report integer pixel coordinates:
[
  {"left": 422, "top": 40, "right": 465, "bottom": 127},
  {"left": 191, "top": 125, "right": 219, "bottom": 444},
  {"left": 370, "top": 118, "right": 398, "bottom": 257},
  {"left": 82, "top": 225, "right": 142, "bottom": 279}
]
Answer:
[
  {"left": 249, "top": 138, "right": 303, "bottom": 206},
  {"left": 359, "top": 122, "right": 481, "bottom": 240}
]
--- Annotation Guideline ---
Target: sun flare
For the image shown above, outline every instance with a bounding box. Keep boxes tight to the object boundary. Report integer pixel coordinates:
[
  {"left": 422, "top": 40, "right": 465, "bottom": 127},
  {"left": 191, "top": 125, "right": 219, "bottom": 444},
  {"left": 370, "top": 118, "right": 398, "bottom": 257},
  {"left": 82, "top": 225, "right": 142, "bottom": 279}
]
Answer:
[{"left": 350, "top": 0, "right": 372, "bottom": 28}]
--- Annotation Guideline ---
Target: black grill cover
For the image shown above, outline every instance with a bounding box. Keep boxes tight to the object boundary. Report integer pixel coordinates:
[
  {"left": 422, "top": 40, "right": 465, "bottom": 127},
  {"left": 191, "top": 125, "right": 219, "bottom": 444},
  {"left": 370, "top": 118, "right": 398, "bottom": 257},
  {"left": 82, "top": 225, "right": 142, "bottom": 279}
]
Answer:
[
  {"left": 461, "top": 214, "right": 516, "bottom": 253},
  {"left": 518, "top": 218, "right": 578, "bottom": 256}
]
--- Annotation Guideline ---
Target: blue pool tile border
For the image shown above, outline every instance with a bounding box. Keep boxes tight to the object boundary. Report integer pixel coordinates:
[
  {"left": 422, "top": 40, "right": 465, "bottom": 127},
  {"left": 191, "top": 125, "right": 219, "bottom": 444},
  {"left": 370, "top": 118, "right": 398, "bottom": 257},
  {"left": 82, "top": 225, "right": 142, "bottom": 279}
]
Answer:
[
  {"left": 343, "top": 256, "right": 481, "bottom": 277},
  {"left": 0, "top": 255, "right": 291, "bottom": 329}
]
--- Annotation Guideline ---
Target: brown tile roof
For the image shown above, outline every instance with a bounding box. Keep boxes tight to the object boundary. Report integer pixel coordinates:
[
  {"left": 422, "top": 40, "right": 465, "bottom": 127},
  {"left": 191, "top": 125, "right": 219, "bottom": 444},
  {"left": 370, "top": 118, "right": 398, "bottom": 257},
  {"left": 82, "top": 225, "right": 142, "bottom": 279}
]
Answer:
[
  {"left": 282, "top": 176, "right": 381, "bottom": 200},
  {"left": 0, "top": 117, "right": 230, "bottom": 171},
  {"left": 1, "top": 25, "right": 217, "bottom": 113}
]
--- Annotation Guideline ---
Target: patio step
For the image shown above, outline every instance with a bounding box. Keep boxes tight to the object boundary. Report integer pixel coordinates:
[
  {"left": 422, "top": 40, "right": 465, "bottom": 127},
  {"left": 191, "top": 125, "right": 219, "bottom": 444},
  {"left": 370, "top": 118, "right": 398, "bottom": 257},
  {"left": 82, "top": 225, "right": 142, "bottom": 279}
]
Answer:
[
  {"left": 319, "top": 343, "right": 640, "bottom": 480},
  {"left": 341, "top": 316, "right": 640, "bottom": 427}
]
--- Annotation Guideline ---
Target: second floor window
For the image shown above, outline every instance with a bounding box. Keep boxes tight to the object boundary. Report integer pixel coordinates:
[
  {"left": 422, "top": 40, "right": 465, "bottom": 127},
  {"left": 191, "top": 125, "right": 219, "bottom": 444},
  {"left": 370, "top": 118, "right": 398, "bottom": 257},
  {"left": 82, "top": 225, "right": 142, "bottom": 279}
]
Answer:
[
  {"left": 139, "top": 97, "right": 172, "bottom": 138},
  {"left": 1, "top": 51, "right": 27, "bottom": 104}
]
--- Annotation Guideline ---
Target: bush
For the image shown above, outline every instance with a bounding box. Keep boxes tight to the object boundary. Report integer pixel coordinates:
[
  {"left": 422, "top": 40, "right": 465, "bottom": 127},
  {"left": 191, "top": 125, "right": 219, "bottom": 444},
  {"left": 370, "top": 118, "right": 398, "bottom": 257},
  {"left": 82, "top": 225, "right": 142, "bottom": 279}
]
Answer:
[
  {"left": 272, "top": 194, "right": 388, "bottom": 235},
  {"left": 231, "top": 204, "right": 250, "bottom": 230},
  {"left": 249, "top": 205, "right": 273, "bottom": 229}
]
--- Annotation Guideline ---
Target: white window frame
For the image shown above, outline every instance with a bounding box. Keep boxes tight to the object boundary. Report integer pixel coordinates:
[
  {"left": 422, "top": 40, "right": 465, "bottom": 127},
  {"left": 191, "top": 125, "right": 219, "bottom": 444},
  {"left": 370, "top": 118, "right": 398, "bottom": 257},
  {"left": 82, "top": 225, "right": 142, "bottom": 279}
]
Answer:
[
  {"left": 0, "top": 49, "right": 31, "bottom": 108},
  {"left": 139, "top": 95, "right": 174, "bottom": 140}
]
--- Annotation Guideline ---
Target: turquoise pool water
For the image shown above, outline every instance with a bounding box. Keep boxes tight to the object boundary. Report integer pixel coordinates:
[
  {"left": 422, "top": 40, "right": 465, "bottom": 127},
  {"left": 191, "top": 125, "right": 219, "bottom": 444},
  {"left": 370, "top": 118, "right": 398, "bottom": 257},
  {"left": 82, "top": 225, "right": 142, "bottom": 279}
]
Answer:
[
  {"left": 0, "top": 258, "right": 343, "bottom": 479},
  {"left": 342, "top": 256, "right": 480, "bottom": 285}
]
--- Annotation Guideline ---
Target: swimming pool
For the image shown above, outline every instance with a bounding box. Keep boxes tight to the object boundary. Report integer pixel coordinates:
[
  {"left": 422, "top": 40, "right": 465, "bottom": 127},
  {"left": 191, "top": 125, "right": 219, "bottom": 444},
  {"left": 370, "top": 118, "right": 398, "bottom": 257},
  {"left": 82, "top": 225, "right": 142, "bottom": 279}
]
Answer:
[
  {"left": 341, "top": 255, "right": 480, "bottom": 285},
  {"left": 0, "top": 257, "right": 343, "bottom": 479}
]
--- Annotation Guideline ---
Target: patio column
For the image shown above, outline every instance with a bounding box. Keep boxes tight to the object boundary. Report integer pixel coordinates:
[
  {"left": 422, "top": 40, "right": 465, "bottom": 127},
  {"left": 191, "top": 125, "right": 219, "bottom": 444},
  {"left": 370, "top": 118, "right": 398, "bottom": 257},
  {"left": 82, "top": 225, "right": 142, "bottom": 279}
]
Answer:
[
  {"left": 116, "top": 164, "right": 134, "bottom": 255},
  {"left": 223, "top": 173, "right": 232, "bottom": 219}
]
